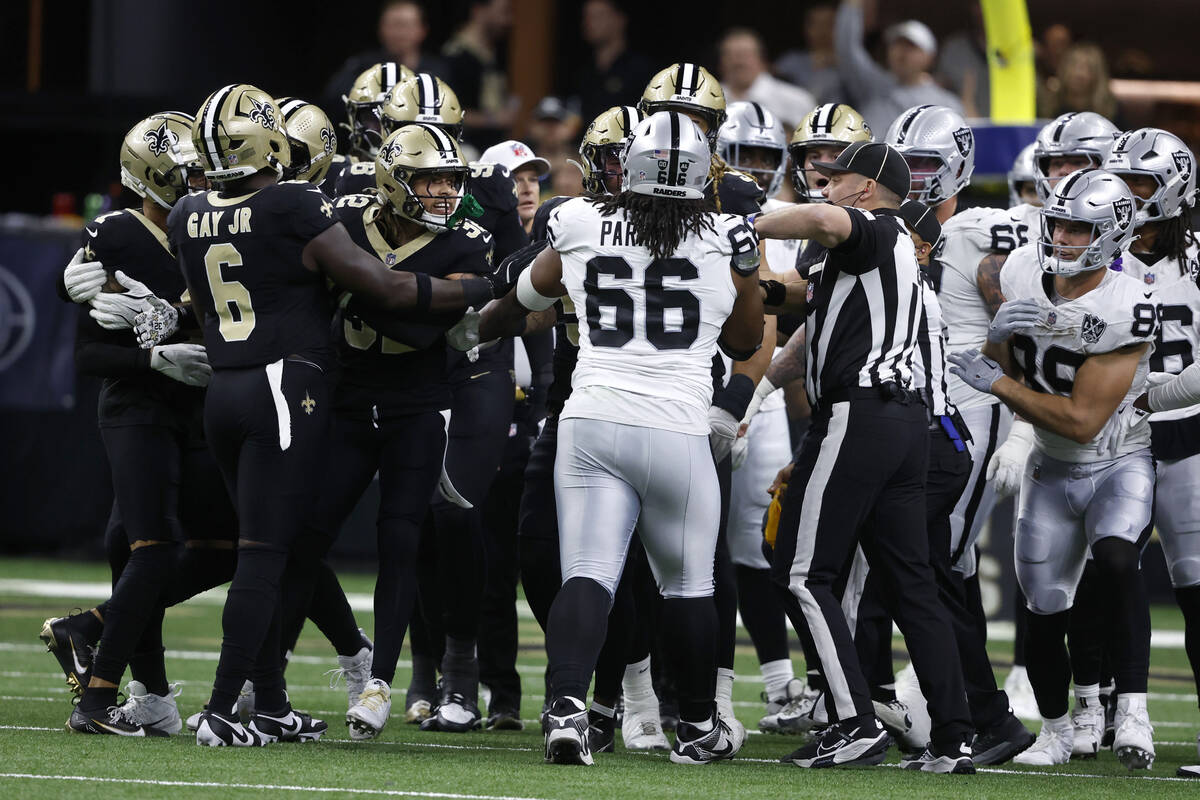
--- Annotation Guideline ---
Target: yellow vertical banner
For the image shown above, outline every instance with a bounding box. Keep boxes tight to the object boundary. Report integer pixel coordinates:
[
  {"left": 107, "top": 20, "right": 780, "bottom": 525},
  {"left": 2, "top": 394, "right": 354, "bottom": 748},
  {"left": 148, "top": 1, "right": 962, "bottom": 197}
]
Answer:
[{"left": 981, "top": 0, "right": 1037, "bottom": 123}]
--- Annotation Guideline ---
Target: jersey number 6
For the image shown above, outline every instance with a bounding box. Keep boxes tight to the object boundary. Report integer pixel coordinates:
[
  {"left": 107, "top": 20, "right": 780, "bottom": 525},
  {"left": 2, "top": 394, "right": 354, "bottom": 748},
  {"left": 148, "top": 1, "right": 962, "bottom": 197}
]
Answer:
[
  {"left": 203, "top": 243, "right": 257, "bottom": 342},
  {"left": 584, "top": 256, "right": 700, "bottom": 350}
]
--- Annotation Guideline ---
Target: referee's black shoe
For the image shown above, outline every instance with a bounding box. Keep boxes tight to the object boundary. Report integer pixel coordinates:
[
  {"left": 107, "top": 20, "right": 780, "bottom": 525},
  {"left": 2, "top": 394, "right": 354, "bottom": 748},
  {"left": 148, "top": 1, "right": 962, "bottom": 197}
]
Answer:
[
  {"left": 971, "top": 712, "right": 1034, "bottom": 765},
  {"left": 784, "top": 716, "right": 888, "bottom": 768}
]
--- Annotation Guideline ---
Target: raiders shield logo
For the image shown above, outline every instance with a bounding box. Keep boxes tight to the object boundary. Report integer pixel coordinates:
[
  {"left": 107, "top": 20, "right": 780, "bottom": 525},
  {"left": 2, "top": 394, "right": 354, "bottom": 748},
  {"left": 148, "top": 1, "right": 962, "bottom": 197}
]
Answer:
[
  {"left": 247, "top": 96, "right": 276, "bottom": 130},
  {"left": 1113, "top": 197, "right": 1133, "bottom": 230},
  {"left": 952, "top": 127, "right": 973, "bottom": 157},
  {"left": 1081, "top": 313, "right": 1107, "bottom": 344},
  {"left": 1173, "top": 150, "right": 1193, "bottom": 181},
  {"left": 143, "top": 121, "right": 177, "bottom": 156}
]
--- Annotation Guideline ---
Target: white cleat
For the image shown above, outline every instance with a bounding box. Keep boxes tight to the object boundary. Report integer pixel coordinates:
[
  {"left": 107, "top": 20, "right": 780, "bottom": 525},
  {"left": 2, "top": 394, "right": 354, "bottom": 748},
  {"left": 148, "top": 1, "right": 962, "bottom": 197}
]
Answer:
[
  {"left": 326, "top": 644, "right": 374, "bottom": 711},
  {"left": 873, "top": 698, "right": 924, "bottom": 753},
  {"left": 622, "top": 701, "right": 671, "bottom": 751},
  {"left": 716, "top": 699, "right": 746, "bottom": 753},
  {"left": 1113, "top": 695, "right": 1155, "bottom": 770},
  {"left": 346, "top": 678, "right": 392, "bottom": 740},
  {"left": 759, "top": 678, "right": 806, "bottom": 733},
  {"left": 775, "top": 684, "right": 822, "bottom": 733},
  {"left": 1070, "top": 696, "right": 1104, "bottom": 759},
  {"left": 119, "top": 680, "right": 183, "bottom": 735},
  {"left": 1013, "top": 718, "right": 1073, "bottom": 766},
  {"left": 1005, "top": 666, "right": 1040, "bottom": 720}
]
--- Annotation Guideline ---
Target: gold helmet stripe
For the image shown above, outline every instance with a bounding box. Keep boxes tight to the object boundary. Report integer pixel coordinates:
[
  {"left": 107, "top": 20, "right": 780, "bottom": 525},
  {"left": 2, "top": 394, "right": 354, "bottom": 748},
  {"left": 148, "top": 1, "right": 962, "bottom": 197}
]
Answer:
[{"left": 201, "top": 84, "right": 237, "bottom": 170}]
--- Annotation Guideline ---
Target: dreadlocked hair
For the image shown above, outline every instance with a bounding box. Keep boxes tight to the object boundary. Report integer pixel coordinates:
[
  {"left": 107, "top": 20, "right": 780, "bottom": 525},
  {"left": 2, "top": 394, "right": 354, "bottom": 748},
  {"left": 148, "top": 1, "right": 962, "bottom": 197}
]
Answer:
[
  {"left": 1149, "top": 212, "right": 1198, "bottom": 274},
  {"left": 708, "top": 153, "right": 730, "bottom": 213},
  {"left": 595, "top": 191, "right": 716, "bottom": 260}
]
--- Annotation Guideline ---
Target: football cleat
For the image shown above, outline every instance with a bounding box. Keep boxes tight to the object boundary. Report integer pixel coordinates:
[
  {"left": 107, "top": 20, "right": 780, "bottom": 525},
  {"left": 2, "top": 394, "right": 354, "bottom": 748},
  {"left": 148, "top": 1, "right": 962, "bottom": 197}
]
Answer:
[
  {"left": 195, "top": 709, "right": 266, "bottom": 747},
  {"left": 486, "top": 708, "right": 524, "bottom": 731},
  {"left": 544, "top": 696, "right": 593, "bottom": 765},
  {"left": 249, "top": 706, "right": 328, "bottom": 743},
  {"left": 784, "top": 716, "right": 889, "bottom": 768},
  {"left": 780, "top": 689, "right": 828, "bottom": 734},
  {"left": 971, "top": 711, "right": 1034, "bottom": 766},
  {"left": 759, "top": 678, "right": 806, "bottom": 733},
  {"left": 671, "top": 715, "right": 739, "bottom": 765},
  {"left": 716, "top": 699, "right": 746, "bottom": 754},
  {"left": 236, "top": 680, "right": 255, "bottom": 725},
  {"left": 419, "top": 691, "right": 482, "bottom": 733},
  {"left": 39, "top": 614, "right": 96, "bottom": 696},
  {"left": 326, "top": 642, "right": 374, "bottom": 711},
  {"left": 1179, "top": 764, "right": 1200, "bottom": 778},
  {"left": 1013, "top": 718, "right": 1073, "bottom": 766},
  {"left": 1070, "top": 696, "right": 1104, "bottom": 758},
  {"left": 347, "top": 678, "right": 392, "bottom": 740},
  {"left": 1003, "top": 666, "right": 1040, "bottom": 720},
  {"left": 622, "top": 700, "right": 671, "bottom": 751},
  {"left": 68, "top": 704, "right": 169, "bottom": 737},
  {"left": 118, "top": 681, "right": 183, "bottom": 735},
  {"left": 873, "top": 698, "right": 924, "bottom": 753},
  {"left": 404, "top": 669, "right": 435, "bottom": 724},
  {"left": 900, "top": 742, "right": 976, "bottom": 774},
  {"left": 1113, "top": 695, "right": 1155, "bottom": 769},
  {"left": 588, "top": 708, "right": 615, "bottom": 753}
]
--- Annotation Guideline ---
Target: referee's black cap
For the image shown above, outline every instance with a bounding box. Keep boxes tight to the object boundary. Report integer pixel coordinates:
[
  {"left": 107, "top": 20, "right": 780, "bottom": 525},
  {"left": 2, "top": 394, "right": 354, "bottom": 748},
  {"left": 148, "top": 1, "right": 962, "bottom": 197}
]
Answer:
[
  {"left": 812, "top": 141, "right": 911, "bottom": 200},
  {"left": 898, "top": 198, "right": 942, "bottom": 247}
]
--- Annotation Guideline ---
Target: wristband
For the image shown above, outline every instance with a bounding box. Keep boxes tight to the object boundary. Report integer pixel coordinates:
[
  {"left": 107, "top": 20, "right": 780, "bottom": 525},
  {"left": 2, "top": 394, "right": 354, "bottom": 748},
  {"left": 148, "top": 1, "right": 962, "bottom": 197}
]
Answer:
[
  {"left": 462, "top": 277, "right": 494, "bottom": 309},
  {"left": 760, "top": 279, "right": 786, "bottom": 306}
]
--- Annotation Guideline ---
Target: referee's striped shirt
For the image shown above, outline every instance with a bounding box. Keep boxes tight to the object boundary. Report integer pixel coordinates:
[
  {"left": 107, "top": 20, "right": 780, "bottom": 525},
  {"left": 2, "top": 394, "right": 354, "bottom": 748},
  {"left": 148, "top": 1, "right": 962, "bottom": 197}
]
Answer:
[
  {"left": 804, "top": 207, "right": 923, "bottom": 407},
  {"left": 910, "top": 268, "right": 953, "bottom": 417}
]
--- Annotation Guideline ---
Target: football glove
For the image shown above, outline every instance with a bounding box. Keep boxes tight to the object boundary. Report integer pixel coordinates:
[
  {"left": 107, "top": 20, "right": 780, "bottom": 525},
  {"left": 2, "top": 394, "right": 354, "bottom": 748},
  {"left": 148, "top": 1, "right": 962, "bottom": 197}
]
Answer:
[
  {"left": 446, "top": 307, "right": 481, "bottom": 352},
  {"left": 708, "top": 405, "right": 739, "bottom": 463},
  {"left": 150, "top": 343, "right": 211, "bottom": 387},
  {"left": 947, "top": 349, "right": 1005, "bottom": 394},
  {"left": 730, "top": 432, "right": 749, "bottom": 471},
  {"left": 987, "top": 298, "right": 1042, "bottom": 343},
  {"left": 89, "top": 270, "right": 155, "bottom": 330},
  {"left": 986, "top": 420, "right": 1034, "bottom": 498},
  {"left": 63, "top": 247, "right": 107, "bottom": 303},
  {"left": 1095, "top": 402, "right": 1151, "bottom": 459},
  {"left": 134, "top": 296, "right": 180, "bottom": 349}
]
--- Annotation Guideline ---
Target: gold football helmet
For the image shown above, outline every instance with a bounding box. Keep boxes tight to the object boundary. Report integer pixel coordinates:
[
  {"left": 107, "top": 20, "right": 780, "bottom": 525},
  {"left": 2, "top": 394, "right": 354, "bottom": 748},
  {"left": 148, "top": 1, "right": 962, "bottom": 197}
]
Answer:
[
  {"left": 789, "top": 103, "right": 873, "bottom": 201},
  {"left": 120, "top": 111, "right": 203, "bottom": 208},
  {"left": 639, "top": 63, "right": 726, "bottom": 147},
  {"left": 578, "top": 105, "right": 643, "bottom": 195},
  {"left": 193, "top": 84, "right": 289, "bottom": 181},
  {"left": 343, "top": 61, "right": 414, "bottom": 158},
  {"left": 380, "top": 74, "right": 465, "bottom": 141},
  {"left": 375, "top": 123, "right": 470, "bottom": 231},
  {"left": 277, "top": 97, "right": 337, "bottom": 186}
]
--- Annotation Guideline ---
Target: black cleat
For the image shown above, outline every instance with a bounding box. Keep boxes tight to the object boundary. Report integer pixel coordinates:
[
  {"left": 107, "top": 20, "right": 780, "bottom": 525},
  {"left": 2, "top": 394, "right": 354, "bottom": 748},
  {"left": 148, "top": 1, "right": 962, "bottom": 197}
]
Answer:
[
  {"left": 900, "top": 742, "right": 977, "bottom": 774},
  {"left": 587, "top": 709, "right": 615, "bottom": 753},
  {"left": 195, "top": 709, "right": 266, "bottom": 747},
  {"left": 250, "top": 707, "right": 327, "bottom": 742},
  {"left": 420, "top": 691, "right": 482, "bottom": 733},
  {"left": 67, "top": 704, "right": 168, "bottom": 737},
  {"left": 487, "top": 708, "right": 525, "bottom": 731},
  {"left": 671, "top": 715, "right": 739, "bottom": 765},
  {"left": 785, "top": 717, "right": 889, "bottom": 768},
  {"left": 544, "top": 696, "right": 593, "bottom": 765},
  {"left": 972, "top": 712, "right": 1034, "bottom": 766},
  {"left": 40, "top": 614, "right": 96, "bottom": 697}
]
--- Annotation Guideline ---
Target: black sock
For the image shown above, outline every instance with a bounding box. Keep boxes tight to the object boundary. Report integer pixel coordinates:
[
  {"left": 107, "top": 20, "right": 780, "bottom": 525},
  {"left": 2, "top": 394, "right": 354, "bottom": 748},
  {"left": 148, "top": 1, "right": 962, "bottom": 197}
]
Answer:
[
  {"left": 1093, "top": 538, "right": 1150, "bottom": 694},
  {"left": 1067, "top": 561, "right": 1106, "bottom": 687},
  {"left": 546, "top": 577, "right": 612, "bottom": 701},
  {"left": 1176, "top": 585, "right": 1200, "bottom": 698},
  {"left": 165, "top": 546, "right": 236, "bottom": 607},
  {"left": 74, "top": 608, "right": 105, "bottom": 644},
  {"left": 209, "top": 547, "right": 287, "bottom": 714},
  {"left": 90, "top": 543, "right": 175, "bottom": 687},
  {"left": 79, "top": 685, "right": 119, "bottom": 713},
  {"left": 736, "top": 565, "right": 789, "bottom": 664},
  {"left": 660, "top": 596, "right": 718, "bottom": 723},
  {"left": 128, "top": 607, "right": 168, "bottom": 696},
  {"left": 593, "top": 569, "right": 635, "bottom": 705},
  {"left": 1012, "top": 580, "right": 1028, "bottom": 667},
  {"left": 1025, "top": 609, "right": 1071, "bottom": 719},
  {"left": 307, "top": 561, "right": 365, "bottom": 656},
  {"left": 441, "top": 635, "right": 480, "bottom": 699},
  {"left": 251, "top": 607, "right": 288, "bottom": 712}
]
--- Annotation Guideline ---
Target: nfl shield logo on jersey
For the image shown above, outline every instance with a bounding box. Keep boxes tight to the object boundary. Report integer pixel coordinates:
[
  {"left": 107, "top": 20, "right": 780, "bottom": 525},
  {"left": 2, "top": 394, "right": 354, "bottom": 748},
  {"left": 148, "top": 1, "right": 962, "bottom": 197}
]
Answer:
[
  {"left": 1081, "top": 313, "right": 1107, "bottom": 344},
  {"left": 1144, "top": 272, "right": 1156, "bottom": 285},
  {"left": 385, "top": 253, "right": 397, "bottom": 265},
  {"left": 1046, "top": 310, "right": 1057, "bottom": 326}
]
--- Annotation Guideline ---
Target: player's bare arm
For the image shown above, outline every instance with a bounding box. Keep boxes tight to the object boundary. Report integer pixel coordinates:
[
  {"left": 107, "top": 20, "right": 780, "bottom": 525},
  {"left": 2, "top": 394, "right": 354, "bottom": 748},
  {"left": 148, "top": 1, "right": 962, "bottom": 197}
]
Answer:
[
  {"left": 719, "top": 269, "right": 766, "bottom": 359},
  {"left": 976, "top": 252, "right": 1008, "bottom": 317}
]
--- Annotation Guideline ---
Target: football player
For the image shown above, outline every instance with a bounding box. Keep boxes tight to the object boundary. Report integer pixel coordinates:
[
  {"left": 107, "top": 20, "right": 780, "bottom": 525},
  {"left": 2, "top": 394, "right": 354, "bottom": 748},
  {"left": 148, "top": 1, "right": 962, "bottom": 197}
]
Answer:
[
  {"left": 1009, "top": 143, "right": 1040, "bottom": 209},
  {"left": 173, "top": 84, "right": 493, "bottom": 747},
  {"left": 333, "top": 61, "right": 413, "bottom": 174},
  {"left": 949, "top": 169, "right": 1157, "bottom": 769},
  {"left": 278, "top": 97, "right": 339, "bottom": 189},
  {"left": 481, "top": 110, "right": 764, "bottom": 766}
]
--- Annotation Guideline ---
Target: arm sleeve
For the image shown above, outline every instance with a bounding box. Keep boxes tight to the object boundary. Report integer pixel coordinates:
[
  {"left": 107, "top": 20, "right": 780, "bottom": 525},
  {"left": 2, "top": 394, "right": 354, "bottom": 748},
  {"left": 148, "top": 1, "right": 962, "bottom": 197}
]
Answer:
[
  {"left": 341, "top": 301, "right": 456, "bottom": 348},
  {"left": 521, "top": 328, "right": 555, "bottom": 424},
  {"left": 834, "top": 1, "right": 895, "bottom": 106},
  {"left": 73, "top": 307, "right": 153, "bottom": 378}
]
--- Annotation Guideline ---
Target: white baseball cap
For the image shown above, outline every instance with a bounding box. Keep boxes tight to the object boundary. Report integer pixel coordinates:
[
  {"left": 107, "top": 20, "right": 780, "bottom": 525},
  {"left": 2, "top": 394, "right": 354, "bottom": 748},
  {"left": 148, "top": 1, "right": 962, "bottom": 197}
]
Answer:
[
  {"left": 885, "top": 20, "right": 937, "bottom": 56},
  {"left": 479, "top": 140, "right": 551, "bottom": 178}
]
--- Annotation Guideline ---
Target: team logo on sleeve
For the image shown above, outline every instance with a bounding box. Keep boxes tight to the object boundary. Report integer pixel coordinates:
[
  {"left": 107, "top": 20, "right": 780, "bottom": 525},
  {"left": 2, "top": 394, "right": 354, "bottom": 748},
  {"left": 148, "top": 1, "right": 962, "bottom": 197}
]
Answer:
[
  {"left": 247, "top": 96, "right": 277, "bottom": 130},
  {"left": 143, "top": 121, "right": 177, "bottom": 156},
  {"left": 1112, "top": 197, "right": 1133, "bottom": 230},
  {"left": 1081, "top": 313, "right": 1107, "bottom": 344},
  {"left": 1173, "top": 150, "right": 1193, "bottom": 181},
  {"left": 953, "top": 127, "right": 973, "bottom": 157}
]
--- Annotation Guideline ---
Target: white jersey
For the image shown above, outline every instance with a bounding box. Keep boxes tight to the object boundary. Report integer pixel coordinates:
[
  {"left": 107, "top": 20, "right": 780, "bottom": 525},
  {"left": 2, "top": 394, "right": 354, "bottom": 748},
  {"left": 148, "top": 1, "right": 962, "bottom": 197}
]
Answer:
[
  {"left": 938, "top": 202, "right": 1041, "bottom": 410},
  {"left": 1000, "top": 245, "right": 1157, "bottom": 462},
  {"left": 762, "top": 197, "right": 803, "bottom": 278},
  {"left": 1119, "top": 243, "right": 1200, "bottom": 422},
  {"left": 547, "top": 197, "right": 758, "bottom": 435}
]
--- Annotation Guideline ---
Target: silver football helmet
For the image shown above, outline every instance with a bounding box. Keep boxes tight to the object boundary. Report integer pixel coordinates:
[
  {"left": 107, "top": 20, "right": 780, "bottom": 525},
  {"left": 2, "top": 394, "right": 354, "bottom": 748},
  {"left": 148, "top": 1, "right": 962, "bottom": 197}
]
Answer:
[
  {"left": 884, "top": 105, "right": 975, "bottom": 204},
  {"left": 1037, "top": 169, "right": 1137, "bottom": 275},
  {"left": 1008, "top": 142, "right": 1038, "bottom": 208},
  {"left": 622, "top": 111, "right": 711, "bottom": 200},
  {"left": 1103, "top": 127, "right": 1197, "bottom": 224},
  {"left": 1033, "top": 111, "right": 1119, "bottom": 203},
  {"left": 717, "top": 101, "right": 787, "bottom": 199}
]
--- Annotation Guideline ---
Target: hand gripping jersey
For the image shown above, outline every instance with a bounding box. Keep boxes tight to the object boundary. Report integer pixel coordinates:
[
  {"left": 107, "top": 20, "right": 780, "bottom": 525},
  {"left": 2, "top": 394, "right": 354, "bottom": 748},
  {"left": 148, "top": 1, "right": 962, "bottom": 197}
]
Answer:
[
  {"left": 937, "top": 202, "right": 1041, "bottom": 410},
  {"left": 168, "top": 180, "right": 339, "bottom": 370},
  {"left": 1000, "top": 244, "right": 1157, "bottom": 462},
  {"left": 333, "top": 193, "right": 493, "bottom": 414},
  {"left": 546, "top": 196, "right": 759, "bottom": 434}
]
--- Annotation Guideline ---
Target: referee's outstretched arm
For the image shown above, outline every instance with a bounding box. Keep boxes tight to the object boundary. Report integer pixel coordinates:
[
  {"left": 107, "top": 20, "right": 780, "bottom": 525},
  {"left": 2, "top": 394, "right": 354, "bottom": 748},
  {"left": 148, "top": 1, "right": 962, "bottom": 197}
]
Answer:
[{"left": 755, "top": 203, "right": 852, "bottom": 248}]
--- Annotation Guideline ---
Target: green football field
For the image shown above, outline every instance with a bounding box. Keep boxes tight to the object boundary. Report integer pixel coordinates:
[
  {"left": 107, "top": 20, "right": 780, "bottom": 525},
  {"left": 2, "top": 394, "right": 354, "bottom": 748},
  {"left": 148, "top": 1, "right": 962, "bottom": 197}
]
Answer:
[{"left": 2, "top": 557, "right": 1199, "bottom": 799}]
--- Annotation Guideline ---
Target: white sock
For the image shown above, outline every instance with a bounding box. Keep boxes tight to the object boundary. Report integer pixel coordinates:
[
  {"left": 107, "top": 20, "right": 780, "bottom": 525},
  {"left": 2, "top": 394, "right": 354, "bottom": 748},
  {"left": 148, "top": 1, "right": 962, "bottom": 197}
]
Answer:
[
  {"left": 623, "top": 657, "right": 655, "bottom": 706},
  {"left": 1074, "top": 683, "right": 1100, "bottom": 705},
  {"left": 1117, "top": 692, "right": 1147, "bottom": 713},
  {"left": 760, "top": 659, "right": 794, "bottom": 700},
  {"left": 1044, "top": 712, "right": 1071, "bottom": 731},
  {"left": 1009, "top": 665, "right": 1028, "bottom": 681},
  {"left": 687, "top": 714, "right": 714, "bottom": 732},
  {"left": 716, "top": 667, "right": 735, "bottom": 707}
]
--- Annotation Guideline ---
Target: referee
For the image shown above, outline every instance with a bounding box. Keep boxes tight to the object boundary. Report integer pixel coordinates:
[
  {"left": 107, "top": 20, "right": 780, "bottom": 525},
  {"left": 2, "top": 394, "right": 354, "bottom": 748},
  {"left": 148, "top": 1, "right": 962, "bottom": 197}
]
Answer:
[{"left": 753, "top": 141, "right": 974, "bottom": 773}]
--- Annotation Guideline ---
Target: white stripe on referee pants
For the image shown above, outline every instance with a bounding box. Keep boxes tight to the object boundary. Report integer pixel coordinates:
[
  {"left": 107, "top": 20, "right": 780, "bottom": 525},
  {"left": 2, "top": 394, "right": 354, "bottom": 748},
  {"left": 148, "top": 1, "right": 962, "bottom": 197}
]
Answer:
[
  {"left": 787, "top": 401, "right": 858, "bottom": 721},
  {"left": 840, "top": 546, "right": 869, "bottom": 635},
  {"left": 265, "top": 359, "right": 292, "bottom": 451}
]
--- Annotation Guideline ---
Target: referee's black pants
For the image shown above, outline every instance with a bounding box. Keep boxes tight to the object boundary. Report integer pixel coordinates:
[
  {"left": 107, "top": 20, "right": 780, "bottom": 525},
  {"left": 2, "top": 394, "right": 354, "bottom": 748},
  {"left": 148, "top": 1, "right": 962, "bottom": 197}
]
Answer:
[{"left": 770, "top": 394, "right": 972, "bottom": 752}]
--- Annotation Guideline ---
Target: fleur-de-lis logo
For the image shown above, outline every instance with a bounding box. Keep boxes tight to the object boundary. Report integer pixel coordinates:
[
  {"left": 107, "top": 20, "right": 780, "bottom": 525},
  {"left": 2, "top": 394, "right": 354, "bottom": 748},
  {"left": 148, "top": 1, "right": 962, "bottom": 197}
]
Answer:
[
  {"left": 301, "top": 391, "right": 316, "bottom": 414},
  {"left": 247, "top": 95, "right": 276, "bottom": 130},
  {"left": 379, "top": 141, "right": 404, "bottom": 165},
  {"left": 143, "top": 121, "right": 177, "bottom": 156},
  {"left": 320, "top": 127, "right": 335, "bottom": 155}
]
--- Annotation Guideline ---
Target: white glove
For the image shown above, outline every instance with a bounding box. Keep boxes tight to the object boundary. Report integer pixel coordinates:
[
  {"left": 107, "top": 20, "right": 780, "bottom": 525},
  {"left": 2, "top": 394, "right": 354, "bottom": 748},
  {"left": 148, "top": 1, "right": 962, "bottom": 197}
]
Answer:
[
  {"left": 708, "top": 405, "right": 739, "bottom": 463},
  {"left": 134, "top": 296, "right": 180, "bottom": 349},
  {"left": 64, "top": 247, "right": 107, "bottom": 303},
  {"left": 986, "top": 420, "right": 1034, "bottom": 498},
  {"left": 1095, "top": 402, "right": 1150, "bottom": 458},
  {"left": 89, "top": 270, "right": 155, "bottom": 330},
  {"left": 947, "top": 349, "right": 1005, "bottom": 394},
  {"left": 987, "top": 298, "right": 1043, "bottom": 343},
  {"left": 730, "top": 433, "right": 750, "bottom": 471},
  {"left": 446, "top": 307, "right": 481, "bottom": 352},
  {"left": 740, "top": 376, "right": 778, "bottom": 428},
  {"left": 150, "top": 343, "right": 211, "bottom": 387}
]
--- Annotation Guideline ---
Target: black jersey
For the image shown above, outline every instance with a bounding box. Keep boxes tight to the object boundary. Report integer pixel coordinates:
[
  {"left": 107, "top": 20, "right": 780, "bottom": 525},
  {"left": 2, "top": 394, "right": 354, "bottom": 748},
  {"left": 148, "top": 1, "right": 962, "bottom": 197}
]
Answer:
[
  {"left": 168, "top": 180, "right": 339, "bottom": 370},
  {"left": 78, "top": 208, "right": 201, "bottom": 426},
  {"left": 333, "top": 157, "right": 377, "bottom": 198},
  {"left": 334, "top": 193, "right": 493, "bottom": 414},
  {"left": 709, "top": 168, "right": 765, "bottom": 216},
  {"left": 528, "top": 196, "right": 579, "bottom": 416}
]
